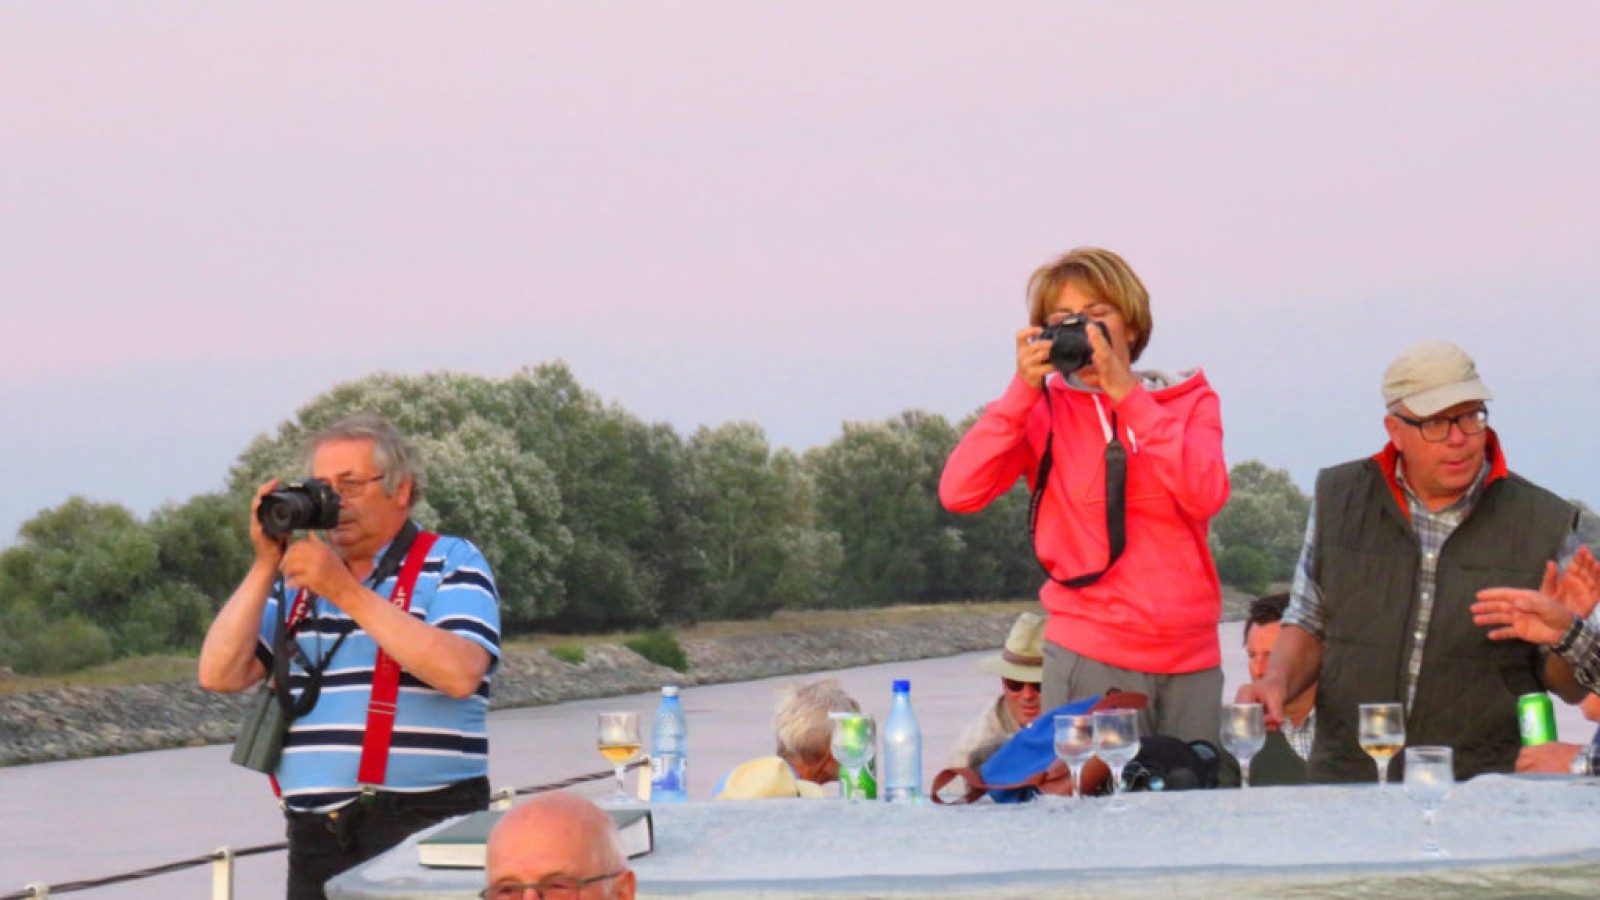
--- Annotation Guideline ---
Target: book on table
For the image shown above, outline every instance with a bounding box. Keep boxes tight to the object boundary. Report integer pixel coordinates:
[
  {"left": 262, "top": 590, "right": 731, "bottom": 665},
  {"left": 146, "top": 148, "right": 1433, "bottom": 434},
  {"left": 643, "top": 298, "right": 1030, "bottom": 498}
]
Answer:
[{"left": 417, "top": 806, "right": 654, "bottom": 868}]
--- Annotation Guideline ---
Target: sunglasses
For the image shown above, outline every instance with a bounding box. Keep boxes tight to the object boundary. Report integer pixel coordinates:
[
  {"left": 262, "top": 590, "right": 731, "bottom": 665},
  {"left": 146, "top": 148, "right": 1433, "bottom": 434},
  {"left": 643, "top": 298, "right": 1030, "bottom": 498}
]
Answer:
[{"left": 1002, "top": 678, "right": 1042, "bottom": 694}]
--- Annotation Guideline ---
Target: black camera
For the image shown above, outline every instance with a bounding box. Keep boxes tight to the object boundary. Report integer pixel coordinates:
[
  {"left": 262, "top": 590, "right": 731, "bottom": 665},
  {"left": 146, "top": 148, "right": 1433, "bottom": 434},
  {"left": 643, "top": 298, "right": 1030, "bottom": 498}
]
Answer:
[
  {"left": 257, "top": 479, "right": 341, "bottom": 538},
  {"left": 1037, "top": 314, "right": 1111, "bottom": 374}
]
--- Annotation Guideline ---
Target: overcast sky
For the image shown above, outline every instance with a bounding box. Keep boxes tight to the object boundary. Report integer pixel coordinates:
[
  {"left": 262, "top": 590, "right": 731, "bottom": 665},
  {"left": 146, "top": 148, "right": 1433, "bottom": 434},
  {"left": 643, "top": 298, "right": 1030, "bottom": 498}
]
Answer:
[{"left": 3, "top": 2, "right": 1598, "bottom": 545}]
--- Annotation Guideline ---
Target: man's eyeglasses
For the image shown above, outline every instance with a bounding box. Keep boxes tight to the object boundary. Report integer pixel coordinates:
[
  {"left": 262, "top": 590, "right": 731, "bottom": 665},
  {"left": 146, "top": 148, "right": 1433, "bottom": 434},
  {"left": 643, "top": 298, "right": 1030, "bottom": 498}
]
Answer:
[
  {"left": 1390, "top": 408, "right": 1488, "bottom": 443},
  {"left": 480, "top": 870, "right": 625, "bottom": 900},
  {"left": 330, "top": 473, "right": 385, "bottom": 497},
  {"left": 1002, "top": 678, "right": 1041, "bottom": 694}
]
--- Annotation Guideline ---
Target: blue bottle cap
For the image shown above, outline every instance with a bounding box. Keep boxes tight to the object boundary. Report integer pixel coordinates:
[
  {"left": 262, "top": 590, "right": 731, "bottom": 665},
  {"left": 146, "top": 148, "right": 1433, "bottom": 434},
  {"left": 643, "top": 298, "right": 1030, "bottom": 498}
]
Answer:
[
  {"left": 662, "top": 685, "right": 679, "bottom": 697},
  {"left": 893, "top": 679, "right": 910, "bottom": 692}
]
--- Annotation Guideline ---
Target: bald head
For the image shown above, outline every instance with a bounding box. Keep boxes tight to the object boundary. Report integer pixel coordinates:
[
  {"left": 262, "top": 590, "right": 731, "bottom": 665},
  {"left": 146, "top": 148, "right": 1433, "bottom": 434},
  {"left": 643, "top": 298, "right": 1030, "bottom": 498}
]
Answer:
[{"left": 485, "top": 793, "right": 635, "bottom": 900}]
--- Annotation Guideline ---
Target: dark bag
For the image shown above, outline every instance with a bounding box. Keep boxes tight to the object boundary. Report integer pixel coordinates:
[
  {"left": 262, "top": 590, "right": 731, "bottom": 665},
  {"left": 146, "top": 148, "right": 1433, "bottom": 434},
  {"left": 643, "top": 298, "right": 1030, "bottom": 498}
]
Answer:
[
  {"left": 230, "top": 684, "right": 289, "bottom": 774},
  {"left": 1097, "top": 735, "right": 1222, "bottom": 794}
]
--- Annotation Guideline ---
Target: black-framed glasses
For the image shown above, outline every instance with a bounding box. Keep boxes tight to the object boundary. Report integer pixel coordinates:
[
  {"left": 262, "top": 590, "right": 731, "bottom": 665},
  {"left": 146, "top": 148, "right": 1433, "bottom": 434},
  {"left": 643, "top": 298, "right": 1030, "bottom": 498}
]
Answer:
[
  {"left": 1391, "top": 408, "right": 1488, "bottom": 443},
  {"left": 1002, "top": 677, "right": 1041, "bottom": 694},
  {"left": 480, "top": 870, "right": 625, "bottom": 900}
]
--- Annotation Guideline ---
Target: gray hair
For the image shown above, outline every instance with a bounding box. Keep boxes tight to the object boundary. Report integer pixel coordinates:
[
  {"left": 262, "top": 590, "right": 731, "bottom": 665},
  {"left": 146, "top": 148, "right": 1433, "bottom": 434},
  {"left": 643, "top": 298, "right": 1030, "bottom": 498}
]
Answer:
[
  {"left": 305, "top": 414, "right": 427, "bottom": 504},
  {"left": 773, "top": 678, "right": 859, "bottom": 763}
]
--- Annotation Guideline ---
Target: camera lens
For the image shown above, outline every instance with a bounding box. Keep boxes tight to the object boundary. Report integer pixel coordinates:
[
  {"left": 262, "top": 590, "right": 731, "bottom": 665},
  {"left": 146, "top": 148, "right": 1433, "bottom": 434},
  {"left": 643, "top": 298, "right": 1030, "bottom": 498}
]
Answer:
[{"left": 257, "top": 492, "right": 310, "bottom": 538}]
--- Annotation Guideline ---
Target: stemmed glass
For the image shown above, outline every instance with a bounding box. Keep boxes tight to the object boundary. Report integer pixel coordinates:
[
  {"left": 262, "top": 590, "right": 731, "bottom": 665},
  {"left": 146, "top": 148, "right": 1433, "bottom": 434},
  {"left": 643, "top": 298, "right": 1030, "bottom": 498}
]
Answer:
[
  {"left": 1403, "top": 746, "right": 1453, "bottom": 858},
  {"left": 829, "top": 712, "right": 876, "bottom": 802},
  {"left": 596, "top": 711, "right": 643, "bottom": 803},
  {"left": 1053, "top": 714, "right": 1096, "bottom": 801},
  {"left": 1092, "top": 709, "right": 1141, "bottom": 812},
  {"left": 1358, "top": 702, "right": 1406, "bottom": 788},
  {"left": 1220, "top": 703, "right": 1266, "bottom": 788}
]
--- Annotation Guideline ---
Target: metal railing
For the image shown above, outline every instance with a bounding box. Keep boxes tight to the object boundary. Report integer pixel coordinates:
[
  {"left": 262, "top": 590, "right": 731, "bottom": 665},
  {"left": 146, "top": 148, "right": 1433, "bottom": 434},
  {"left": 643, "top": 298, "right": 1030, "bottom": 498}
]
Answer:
[{"left": 5, "top": 761, "right": 644, "bottom": 900}]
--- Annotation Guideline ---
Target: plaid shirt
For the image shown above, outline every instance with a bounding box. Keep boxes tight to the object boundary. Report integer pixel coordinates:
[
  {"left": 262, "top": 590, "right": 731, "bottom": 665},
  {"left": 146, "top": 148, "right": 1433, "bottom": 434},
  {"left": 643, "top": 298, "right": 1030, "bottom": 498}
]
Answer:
[
  {"left": 1281, "top": 708, "right": 1316, "bottom": 761},
  {"left": 1284, "top": 457, "right": 1579, "bottom": 713},
  {"left": 1553, "top": 612, "right": 1600, "bottom": 695}
]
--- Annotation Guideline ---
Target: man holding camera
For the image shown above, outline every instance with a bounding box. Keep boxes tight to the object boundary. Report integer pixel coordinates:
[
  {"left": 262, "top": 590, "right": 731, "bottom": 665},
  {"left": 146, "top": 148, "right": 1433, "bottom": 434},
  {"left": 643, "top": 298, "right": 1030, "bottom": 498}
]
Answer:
[
  {"left": 200, "top": 414, "right": 501, "bottom": 899},
  {"left": 1239, "top": 342, "right": 1583, "bottom": 782}
]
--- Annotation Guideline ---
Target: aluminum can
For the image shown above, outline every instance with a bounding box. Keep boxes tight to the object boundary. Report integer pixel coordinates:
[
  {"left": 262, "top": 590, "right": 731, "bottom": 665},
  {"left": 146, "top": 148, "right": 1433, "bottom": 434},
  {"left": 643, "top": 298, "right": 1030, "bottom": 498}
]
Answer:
[
  {"left": 851, "top": 758, "right": 879, "bottom": 800},
  {"left": 1517, "top": 692, "right": 1557, "bottom": 746}
]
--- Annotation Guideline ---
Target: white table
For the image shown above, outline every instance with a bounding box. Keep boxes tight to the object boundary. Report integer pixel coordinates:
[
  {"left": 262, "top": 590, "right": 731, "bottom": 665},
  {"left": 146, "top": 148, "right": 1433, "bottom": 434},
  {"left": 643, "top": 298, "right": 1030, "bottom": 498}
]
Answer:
[{"left": 327, "top": 776, "right": 1600, "bottom": 899}]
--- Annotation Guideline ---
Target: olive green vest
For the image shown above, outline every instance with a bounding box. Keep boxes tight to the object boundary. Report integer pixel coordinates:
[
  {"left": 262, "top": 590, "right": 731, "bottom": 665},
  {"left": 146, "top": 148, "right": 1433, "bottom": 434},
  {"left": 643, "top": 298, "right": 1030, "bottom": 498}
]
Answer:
[{"left": 1308, "top": 458, "right": 1575, "bottom": 783}]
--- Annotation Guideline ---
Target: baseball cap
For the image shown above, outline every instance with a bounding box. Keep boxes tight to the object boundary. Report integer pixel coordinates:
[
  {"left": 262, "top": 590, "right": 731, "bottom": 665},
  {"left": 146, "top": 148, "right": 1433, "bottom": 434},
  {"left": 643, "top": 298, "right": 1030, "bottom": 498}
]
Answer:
[{"left": 1381, "top": 341, "right": 1493, "bottom": 417}]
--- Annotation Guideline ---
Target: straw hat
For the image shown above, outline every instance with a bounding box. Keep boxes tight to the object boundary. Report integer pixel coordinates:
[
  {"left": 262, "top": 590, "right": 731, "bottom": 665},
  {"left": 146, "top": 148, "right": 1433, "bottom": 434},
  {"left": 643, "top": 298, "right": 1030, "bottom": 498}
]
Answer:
[
  {"left": 981, "top": 612, "right": 1045, "bottom": 683},
  {"left": 714, "top": 756, "right": 828, "bottom": 800}
]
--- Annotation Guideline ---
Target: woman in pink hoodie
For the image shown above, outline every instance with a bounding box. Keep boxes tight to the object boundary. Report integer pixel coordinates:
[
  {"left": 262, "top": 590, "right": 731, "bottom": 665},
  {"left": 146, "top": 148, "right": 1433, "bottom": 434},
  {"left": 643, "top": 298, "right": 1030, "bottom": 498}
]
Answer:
[{"left": 940, "top": 247, "right": 1229, "bottom": 745}]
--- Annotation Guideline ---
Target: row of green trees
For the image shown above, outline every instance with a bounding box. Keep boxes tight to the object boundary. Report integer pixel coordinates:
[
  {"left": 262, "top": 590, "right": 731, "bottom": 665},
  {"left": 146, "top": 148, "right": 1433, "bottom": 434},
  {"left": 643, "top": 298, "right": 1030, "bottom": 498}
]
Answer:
[{"left": 0, "top": 362, "right": 1310, "bottom": 675}]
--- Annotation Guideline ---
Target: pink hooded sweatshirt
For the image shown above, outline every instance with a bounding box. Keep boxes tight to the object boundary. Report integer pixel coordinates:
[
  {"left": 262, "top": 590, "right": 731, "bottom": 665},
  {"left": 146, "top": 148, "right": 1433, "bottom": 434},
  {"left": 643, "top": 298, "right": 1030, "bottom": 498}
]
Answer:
[{"left": 940, "top": 370, "right": 1229, "bottom": 674}]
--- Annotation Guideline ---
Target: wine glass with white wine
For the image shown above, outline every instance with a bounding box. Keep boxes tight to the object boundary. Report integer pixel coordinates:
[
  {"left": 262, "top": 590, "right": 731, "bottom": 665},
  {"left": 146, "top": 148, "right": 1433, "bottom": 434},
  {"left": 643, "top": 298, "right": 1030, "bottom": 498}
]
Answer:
[
  {"left": 1220, "top": 703, "right": 1266, "bottom": 788},
  {"left": 597, "top": 711, "right": 643, "bottom": 803},
  {"left": 1358, "top": 702, "right": 1405, "bottom": 788},
  {"left": 1053, "top": 714, "right": 1096, "bottom": 801},
  {"left": 1404, "top": 746, "right": 1453, "bottom": 858}
]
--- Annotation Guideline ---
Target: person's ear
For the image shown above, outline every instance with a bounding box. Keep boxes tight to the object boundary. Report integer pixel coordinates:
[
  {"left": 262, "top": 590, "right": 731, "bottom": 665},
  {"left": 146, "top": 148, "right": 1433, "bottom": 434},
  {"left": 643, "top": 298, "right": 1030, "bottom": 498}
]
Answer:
[{"left": 1383, "top": 414, "right": 1403, "bottom": 447}]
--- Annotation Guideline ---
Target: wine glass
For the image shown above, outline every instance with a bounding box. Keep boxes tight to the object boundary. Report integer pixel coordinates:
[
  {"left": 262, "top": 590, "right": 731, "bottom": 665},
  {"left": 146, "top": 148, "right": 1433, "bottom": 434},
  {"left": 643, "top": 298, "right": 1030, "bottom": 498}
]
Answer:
[
  {"left": 1403, "top": 745, "right": 1453, "bottom": 858},
  {"left": 1220, "top": 703, "right": 1266, "bottom": 788},
  {"left": 596, "top": 711, "right": 642, "bottom": 803},
  {"left": 1092, "top": 708, "right": 1141, "bottom": 812},
  {"left": 1053, "top": 714, "right": 1095, "bottom": 801},
  {"left": 1358, "top": 702, "right": 1406, "bottom": 787},
  {"left": 829, "top": 712, "right": 876, "bottom": 802}
]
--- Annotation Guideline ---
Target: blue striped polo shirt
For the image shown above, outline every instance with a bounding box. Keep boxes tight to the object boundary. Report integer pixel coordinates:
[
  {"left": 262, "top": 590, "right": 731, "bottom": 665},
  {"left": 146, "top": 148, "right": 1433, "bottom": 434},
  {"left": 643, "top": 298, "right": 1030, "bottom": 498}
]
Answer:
[{"left": 254, "top": 533, "right": 501, "bottom": 812}]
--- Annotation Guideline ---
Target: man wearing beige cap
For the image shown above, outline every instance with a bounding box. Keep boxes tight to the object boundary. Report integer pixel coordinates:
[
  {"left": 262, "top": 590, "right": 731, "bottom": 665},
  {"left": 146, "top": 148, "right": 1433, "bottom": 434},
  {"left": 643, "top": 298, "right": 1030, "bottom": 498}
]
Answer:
[
  {"left": 944, "top": 611, "right": 1047, "bottom": 772},
  {"left": 1240, "top": 341, "right": 1584, "bottom": 782}
]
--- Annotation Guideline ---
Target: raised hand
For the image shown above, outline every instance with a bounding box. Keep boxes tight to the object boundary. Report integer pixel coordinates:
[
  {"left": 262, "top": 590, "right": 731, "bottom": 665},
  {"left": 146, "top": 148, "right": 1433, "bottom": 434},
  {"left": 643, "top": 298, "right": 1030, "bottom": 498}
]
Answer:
[
  {"left": 1085, "top": 320, "right": 1137, "bottom": 402},
  {"left": 1555, "top": 546, "right": 1600, "bottom": 618},
  {"left": 1472, "top": 580, "right": 1577, "bottom": 646},
  {"left": 1015, "top": 326, "right": 1055, "bottom": 390}
]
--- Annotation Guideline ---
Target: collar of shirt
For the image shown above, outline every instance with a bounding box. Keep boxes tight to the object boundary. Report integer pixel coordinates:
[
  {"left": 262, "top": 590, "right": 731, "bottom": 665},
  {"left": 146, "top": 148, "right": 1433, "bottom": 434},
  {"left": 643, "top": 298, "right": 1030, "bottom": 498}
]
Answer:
[{"left": 1393, "top": 455, "right": 1491, "bottom": 522}]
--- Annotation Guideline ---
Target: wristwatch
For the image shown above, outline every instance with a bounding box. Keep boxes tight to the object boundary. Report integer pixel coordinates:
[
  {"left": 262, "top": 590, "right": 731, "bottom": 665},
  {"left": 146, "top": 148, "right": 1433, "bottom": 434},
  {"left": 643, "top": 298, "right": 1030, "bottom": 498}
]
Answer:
[{"left": 1570, "top": 746, "right": 1597, "bottom": 777}]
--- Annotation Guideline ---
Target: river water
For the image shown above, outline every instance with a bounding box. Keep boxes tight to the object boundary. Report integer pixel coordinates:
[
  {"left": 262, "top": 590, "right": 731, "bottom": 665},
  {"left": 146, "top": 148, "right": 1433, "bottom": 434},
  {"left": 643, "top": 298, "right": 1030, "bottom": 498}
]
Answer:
[{"left": 3, "top": 622, "right": 1590, "bottom": 898}]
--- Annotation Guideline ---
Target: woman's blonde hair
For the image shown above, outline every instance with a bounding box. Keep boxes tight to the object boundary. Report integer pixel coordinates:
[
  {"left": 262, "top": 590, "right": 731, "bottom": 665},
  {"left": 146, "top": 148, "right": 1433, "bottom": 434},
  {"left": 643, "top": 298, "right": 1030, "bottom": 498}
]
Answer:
[{"left": 1024, "top": 247, "right": 1153, "bottom": 363}]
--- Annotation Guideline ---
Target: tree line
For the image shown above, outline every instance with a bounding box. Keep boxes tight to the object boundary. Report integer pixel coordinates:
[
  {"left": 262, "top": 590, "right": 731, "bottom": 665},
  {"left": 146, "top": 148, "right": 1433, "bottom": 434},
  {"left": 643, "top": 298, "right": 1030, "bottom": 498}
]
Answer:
[{"left": 1, "top": 362, "right": 1315, "bottom": 675}]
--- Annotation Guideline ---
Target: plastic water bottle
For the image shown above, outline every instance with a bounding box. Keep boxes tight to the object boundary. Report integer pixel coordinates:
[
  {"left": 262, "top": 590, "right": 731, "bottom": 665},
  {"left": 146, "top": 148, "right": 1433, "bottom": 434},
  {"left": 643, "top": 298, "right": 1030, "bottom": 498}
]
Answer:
[
  {"left": 650, "top": 685, "right": 689, "bottom": 802},
  {"left": 882, "top": 678, "right": 922, "bottom": 803}
]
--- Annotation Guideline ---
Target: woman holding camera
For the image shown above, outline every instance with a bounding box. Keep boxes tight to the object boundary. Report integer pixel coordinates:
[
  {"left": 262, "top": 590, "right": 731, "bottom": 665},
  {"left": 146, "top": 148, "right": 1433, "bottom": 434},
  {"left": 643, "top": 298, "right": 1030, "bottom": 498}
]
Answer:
[{"left": 940, "top": 247, "right": 1229, "bottom": 745}]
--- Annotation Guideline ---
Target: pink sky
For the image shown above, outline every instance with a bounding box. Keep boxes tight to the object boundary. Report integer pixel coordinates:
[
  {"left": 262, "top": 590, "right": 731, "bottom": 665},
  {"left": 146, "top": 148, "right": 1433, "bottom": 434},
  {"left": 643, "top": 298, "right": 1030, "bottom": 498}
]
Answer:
[{"left": 2, "top": 2, "right": 1599, "bottom": 541}]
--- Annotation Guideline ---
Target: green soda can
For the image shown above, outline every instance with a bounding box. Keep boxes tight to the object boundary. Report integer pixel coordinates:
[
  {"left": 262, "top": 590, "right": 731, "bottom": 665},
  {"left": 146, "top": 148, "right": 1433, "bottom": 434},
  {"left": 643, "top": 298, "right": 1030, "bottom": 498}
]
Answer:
[
  {"left": 854, "top": 758, "right": 879, "bottom": 800},
  {"left": 829, "top": 711, "right": 878, "bottom": 800},
  {"left": 1518, "top": 692, "right": 1557, "bottom": 746}
]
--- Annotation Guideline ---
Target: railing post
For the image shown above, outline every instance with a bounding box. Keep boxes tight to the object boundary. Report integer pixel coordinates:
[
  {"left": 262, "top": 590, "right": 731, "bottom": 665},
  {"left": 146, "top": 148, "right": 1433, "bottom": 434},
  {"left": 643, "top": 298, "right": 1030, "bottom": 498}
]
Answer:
[{"left": 211, "top": 846, "right": 235, "bottom": 900}]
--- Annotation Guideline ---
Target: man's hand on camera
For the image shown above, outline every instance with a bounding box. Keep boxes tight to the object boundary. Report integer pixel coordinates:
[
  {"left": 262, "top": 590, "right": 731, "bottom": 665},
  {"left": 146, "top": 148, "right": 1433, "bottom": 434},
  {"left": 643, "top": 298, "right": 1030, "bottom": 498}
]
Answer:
[
  {"left": 249, "top": 480, "right": 286, "bottom": 566},
  {"left": 281, "top": 532, "right": 359, "bottom": 604},
  {"left": 1015, "top": 327, "right": 1054, "bottom": 390}
]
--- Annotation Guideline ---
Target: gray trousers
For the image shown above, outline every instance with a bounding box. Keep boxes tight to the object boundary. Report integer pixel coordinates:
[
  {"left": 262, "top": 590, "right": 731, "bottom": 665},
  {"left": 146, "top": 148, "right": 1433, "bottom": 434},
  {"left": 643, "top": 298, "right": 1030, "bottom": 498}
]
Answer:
[{"left": 1041, "top": 641, "right": 1223, "bottom": 746}]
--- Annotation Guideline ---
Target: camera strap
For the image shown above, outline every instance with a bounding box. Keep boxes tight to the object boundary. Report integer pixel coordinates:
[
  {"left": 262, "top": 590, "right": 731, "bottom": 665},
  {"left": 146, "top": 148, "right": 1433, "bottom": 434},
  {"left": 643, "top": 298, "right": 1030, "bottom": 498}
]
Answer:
[
  {"left": 272, "top": 521, "right": 422, "bottom": 720},
  {"left": 1028, "top": 391, "right": 1127, "bottom": 588},
  {"left": 357, "top": 528, "right": 439, "bottom": 787}
]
